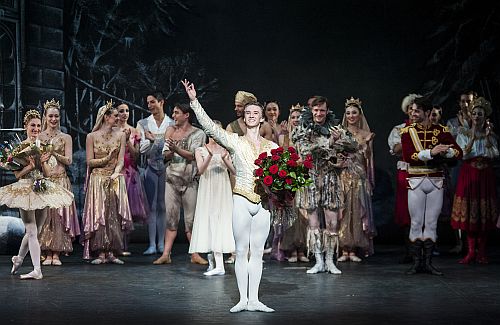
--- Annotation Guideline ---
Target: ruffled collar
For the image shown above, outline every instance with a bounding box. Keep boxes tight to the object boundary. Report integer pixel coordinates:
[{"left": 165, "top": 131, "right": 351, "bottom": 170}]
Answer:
[{"left": 298, "top": 108, "right": 339, "bottom": 137}]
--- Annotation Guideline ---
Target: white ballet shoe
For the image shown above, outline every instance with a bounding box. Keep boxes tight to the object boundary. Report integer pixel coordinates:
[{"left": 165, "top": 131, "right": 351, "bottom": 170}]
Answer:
[
  {"left": 42, "top": 258, "right": 53, "bottom": 266},
  {"left": 143, "top": 246, "right": 157, "bottom": 255},
  {"left": 52, "top": 258, "right": 62, "bottom": 266},
  {"left": 229, "top": 301, "right": 247, "bottom": 313},
  {"left": 203, "top": 268, "right": 225, "bottom": 276},
  {"left": 287, "top": 256, "right": 298, "bottom": 263},
  {"left": 11, "top": 256, "right": 24, "bottom": 275},
  {"left": 247, "top": 301, "right": 275, "bottom": 313},
  {"left": 20, "top": 269, "right": 43, "bottom": 280},
  {"left": 337, "top": 255, "right": 349, "bottom": 262},
  {"left": 298, "top": 255, "right": 310, "bottom": 262},
  {"left": 107, "top": 257, "right": 124, "bottom": 265},
  {"left": 349, "top": 255, "right": 362, "bottom": 262},
  {"left": 91, "top": 258, "right": 106, "bottom": 265}
]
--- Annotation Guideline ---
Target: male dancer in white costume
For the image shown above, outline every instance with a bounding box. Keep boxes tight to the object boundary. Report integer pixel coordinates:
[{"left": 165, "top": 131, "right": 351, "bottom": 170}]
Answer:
[{"left": 182, "top": 79, "right": 277, "bottom": 313}]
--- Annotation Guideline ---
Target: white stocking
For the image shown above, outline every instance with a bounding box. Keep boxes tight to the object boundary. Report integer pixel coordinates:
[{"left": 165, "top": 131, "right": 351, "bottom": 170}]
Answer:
[
  {"left": 232, "top": 195, "right": 271, "bottom": 304},
  {"left": 19, "top": 209, "right": 47, "bottom": 270},
  {"left": 214, "top": 252, "right": 224, "bottom": 271},
  {"left": 248, "top": 207, "right": 270, "bottom": 303}
]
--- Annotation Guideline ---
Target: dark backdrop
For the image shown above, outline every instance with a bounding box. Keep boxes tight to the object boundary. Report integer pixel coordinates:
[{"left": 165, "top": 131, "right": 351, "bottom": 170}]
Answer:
[{"left": 54, "top": 0, "right": 500, "bottom": 242}]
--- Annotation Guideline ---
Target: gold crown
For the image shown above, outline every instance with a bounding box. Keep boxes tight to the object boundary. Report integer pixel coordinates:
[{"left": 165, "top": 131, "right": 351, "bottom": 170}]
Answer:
[
  {"left": 105, "top": 99, "right": 114, "bottom": 112},
  {"left": 43, "top": 98, "right": 60, "bottom": 111},
  {"left": 290, "top": 103, "right": 303, "bottom": 112},
  {"left": 345, "top": 97, "right": 362, "bottom": 108},
  {"left": 24, "top": 109, "right": 41, "bottom": 124},
  {"left": 470, "top": 97, "right": 492, "bottom": 116}
]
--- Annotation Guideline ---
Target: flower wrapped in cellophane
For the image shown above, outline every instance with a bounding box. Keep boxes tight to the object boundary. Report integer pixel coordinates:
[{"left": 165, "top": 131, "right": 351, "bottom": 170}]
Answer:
[{"left": 0, "top": 137, "right": 53, "bottom": 171}]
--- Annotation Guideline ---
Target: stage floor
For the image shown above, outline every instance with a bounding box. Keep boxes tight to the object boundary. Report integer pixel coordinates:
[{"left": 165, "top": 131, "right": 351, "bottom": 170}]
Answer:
[{"left": 1, "top": 244, "right": 499, "bottom": 325}]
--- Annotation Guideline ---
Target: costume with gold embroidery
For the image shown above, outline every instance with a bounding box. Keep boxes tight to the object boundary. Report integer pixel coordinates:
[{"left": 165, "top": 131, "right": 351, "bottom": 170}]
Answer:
[{"left": 401, "top": 123, "right": 461, "bottom": 176}]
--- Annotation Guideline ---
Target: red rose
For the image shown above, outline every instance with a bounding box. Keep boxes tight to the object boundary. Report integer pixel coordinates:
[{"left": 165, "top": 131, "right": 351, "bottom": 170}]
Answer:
[
  {"left": 269, "top": 164, "right": 279, "bottom": 174},
  {"left": 304, "top": 160, "right": 314, "bottom": 169},
  {"left": 263, "top": 175, "right": 273, "bottom": 186},
  {"left": 270, "top": 148, "right": 277, "bottom": 155},
  {"left": 287, "top": 160, "right": 297, "bottom": 167},
  {"left": 285, "top": 178, "right": 293, "bottom": 185},
  {"left": 254, "top": 159, "right": 262, "bottom": 166},
  {"left": 271, "top": 155, "right": 280, "bottom": 161},
  {"left": 288, "top": 147, "right": 296, "bottom": 154},
  {"left": 290, "top": 153, "right": 300, "bottom": 161},
  {"left": 259, "top": 152, "right": 268, "bottom": 159},
  {"left": 278, "top": 169, "right": 287, "bottom": 178},
  {"left": 276, "top": 147, "right": 284, "bottom": 154},
  {"left": 255, "top": 168, "right": 264, "bottom": 177},
  {"left": 305, "top": 154, "right": 312, "bottom": 161}
]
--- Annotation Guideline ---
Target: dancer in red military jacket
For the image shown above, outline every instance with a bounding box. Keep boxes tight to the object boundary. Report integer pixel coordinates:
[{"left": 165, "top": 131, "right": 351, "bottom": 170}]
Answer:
[{"left": 401, "top": 97, "right": 462, "bottom": 275}]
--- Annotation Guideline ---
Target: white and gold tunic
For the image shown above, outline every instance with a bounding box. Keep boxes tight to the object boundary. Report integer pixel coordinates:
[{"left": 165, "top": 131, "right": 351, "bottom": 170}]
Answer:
[{"left": 190, "top": 99, "right": 277, "bottom": 203}]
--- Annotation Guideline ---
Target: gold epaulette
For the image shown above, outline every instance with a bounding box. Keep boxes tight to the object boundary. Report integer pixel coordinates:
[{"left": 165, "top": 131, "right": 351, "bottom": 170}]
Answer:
[{"left": 400, "top": 124, "right": 413, "bottom": 135}]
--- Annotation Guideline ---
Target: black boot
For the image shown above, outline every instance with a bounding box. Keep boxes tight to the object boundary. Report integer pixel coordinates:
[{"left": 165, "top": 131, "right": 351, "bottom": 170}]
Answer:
[
  {"left": 399, "top": 235, "right": 413, "bottom": 264},
  {"left": 423, "top": 239, "right": 443, "bottom": 276},
  {"left": 405, "top": 240, "right": 423, "bottom": 275}
]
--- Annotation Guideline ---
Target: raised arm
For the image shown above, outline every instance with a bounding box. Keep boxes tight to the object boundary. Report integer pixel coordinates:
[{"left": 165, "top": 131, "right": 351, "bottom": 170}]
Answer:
[{"left": 182, "top": 79, "right": 237, "bottom": 151}]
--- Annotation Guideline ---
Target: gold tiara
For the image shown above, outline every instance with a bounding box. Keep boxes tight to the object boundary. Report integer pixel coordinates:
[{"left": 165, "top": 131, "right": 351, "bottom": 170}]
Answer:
[
  {"left": 24, "top": 109, "right": 41, "bottom": 124},
  {"left": 470, "top": 97, "right": 492, "bottom": 116},
  {"left": 290, "top": 103, "right": 303, "bottom": 112},
  {"left": 345, "top": 97, "right": 362, "bottom": 108},
  {"left": 43, "top": 98, "right": 60, "bottom": 111},
  {"left": 105, "top": 99, "right": 114, "bottom": 112}
]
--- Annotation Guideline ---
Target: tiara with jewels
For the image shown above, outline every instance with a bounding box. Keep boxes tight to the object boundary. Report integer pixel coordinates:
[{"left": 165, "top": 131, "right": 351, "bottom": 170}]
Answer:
[
  {"left": 43, "top": 98, "right": 60, "bottom": 111},
  {"left": 345, "top": 97, "right": 362, "bottom": 108},
  {"left": 23, "top": 109, "right": 41, "bottom": 124}
]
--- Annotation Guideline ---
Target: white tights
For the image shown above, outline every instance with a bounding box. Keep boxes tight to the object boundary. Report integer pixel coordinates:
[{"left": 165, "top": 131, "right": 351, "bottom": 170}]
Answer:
[
  {"left": 232, "top": 195, "right": 270, "bottom": 304},
  {"left": 18, "top": 209, "right": 47, "bottom": 270},
  {"left": 407, "top": 177, "right": 443, "bottom": 242}
]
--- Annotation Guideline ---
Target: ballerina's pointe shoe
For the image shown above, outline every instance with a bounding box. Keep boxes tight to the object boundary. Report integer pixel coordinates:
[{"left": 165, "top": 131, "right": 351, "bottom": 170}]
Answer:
[
  {"left": 203, "top": 268, "right": 225, "bottom": 276},
  {"left": 247, "top": 301, "right": 275, "bottom": 313},
  {"left": 229, "top": 301, "right": 248, "bottom": 313},
  {"left": 42, "top": 258, "right": 53, "bottom": 266},
  {"left": 11, "top": 256, "right": 24, "bottom": 275},
  {"left": 287, "top": 256, "right": 298, "bottom": 263},
  {"left": 20, "top": 269, "right": 43, "bottom": 280},
  {"left": 153, "top": 255, "right": 171, "bottom": 265},
  {"left": 91, "top": 258, "right": 106, "bottom": 265},
  {"left": 108, "top": 257, "right": 124, "bottom": 265},
  {"left": 349, "top": 255, "right": 362, "bottom": 262},
  {"left": 337, "top": 255, "right": 349, "bottom": 262},
  {"left": 52, "top": 259, "right": 62, "bottom": 266},
  {"left": 298, "top": 255, "right": 310, "bottom": 262}
]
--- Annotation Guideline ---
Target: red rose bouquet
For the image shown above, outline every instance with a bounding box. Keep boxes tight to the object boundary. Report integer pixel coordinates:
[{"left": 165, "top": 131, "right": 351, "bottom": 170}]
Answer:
[{"left": 254, "top": 146, "right": 313, "bottom": 208}]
